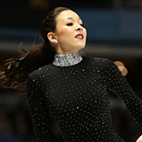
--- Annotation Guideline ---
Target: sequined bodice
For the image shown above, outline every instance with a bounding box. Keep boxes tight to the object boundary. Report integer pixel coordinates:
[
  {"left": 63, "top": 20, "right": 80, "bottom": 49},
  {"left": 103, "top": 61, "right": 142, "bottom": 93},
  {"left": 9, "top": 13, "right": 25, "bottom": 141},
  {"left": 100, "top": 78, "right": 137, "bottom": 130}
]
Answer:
[{"left": 27, "top": 57, "right": 142, "bottom": 142}]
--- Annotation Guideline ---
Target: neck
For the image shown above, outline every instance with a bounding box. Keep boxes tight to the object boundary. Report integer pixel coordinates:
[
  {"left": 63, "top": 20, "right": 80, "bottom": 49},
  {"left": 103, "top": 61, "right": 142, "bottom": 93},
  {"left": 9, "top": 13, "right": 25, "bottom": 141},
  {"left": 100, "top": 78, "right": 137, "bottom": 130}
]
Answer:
[{"left": 52, "top": 51, "right": 83, "bottom": 67}]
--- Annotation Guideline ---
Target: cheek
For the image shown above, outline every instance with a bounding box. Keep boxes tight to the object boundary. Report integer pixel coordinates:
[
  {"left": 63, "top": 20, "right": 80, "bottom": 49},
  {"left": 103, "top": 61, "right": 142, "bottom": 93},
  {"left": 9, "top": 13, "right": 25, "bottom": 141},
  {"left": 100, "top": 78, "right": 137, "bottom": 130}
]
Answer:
[
  {"left": 56, "top": 27, "right": 73, "bottom": 40},
  {"left": 57, "top": 29, "right": 65, "bottom": 36},
  {"left": 84, "top": 29, "right": 87, "bottom": 37}
]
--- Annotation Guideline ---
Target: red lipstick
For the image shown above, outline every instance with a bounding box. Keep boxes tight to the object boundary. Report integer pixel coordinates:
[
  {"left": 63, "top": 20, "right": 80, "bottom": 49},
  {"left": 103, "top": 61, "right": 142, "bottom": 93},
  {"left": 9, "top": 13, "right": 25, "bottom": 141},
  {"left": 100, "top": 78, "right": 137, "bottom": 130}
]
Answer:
[{"left": 75, "top": 33, "right": 84, "bottom": 39}]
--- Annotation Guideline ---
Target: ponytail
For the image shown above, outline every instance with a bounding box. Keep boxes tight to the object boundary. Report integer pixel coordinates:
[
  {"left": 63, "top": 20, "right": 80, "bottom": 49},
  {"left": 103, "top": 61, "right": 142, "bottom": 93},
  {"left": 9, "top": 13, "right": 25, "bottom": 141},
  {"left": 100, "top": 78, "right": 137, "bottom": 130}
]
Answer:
[
  {"left": 0, "top": 42, "right": 55, "bottom": 90},
  {"left": 0, "top": 7, "right": 70, "bottom": 90}
]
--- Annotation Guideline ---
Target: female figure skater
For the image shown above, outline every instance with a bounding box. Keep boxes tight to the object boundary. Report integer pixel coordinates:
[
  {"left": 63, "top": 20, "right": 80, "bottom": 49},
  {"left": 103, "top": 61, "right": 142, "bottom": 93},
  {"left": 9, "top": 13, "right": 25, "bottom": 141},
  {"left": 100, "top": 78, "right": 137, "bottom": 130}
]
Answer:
[{"left": 0, "top": 7, "right": 142, "bottom": 142}]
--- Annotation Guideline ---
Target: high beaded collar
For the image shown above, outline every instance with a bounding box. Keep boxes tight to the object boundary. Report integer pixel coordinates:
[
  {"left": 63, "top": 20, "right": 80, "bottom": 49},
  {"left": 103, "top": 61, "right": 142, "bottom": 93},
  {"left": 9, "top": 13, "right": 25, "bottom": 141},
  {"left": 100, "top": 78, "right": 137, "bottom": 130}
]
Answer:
[{"left": 52, "top": 51, "right": 83, "bottom": 67}]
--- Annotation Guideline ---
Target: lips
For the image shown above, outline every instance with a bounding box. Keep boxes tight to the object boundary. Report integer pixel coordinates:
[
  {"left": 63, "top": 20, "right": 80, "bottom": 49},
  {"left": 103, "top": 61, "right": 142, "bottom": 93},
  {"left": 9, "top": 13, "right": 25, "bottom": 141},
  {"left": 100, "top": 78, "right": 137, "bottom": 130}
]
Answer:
[{"left": 75, "top": 33, "right": 84, "bottom": 39}]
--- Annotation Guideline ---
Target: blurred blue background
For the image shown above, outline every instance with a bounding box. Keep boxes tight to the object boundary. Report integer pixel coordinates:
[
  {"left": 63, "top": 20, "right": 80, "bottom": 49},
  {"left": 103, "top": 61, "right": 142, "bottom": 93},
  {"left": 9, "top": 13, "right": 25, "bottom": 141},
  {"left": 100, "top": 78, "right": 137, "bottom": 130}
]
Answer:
[{"left": 0, "top": 0, "right": 142, "bottom": 142}]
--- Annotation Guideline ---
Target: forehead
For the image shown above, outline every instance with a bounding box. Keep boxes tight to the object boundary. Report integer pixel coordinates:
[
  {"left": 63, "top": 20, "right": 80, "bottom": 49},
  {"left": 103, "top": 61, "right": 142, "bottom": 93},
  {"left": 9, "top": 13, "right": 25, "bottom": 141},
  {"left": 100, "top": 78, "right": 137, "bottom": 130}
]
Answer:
[{"left": 56, "top": 10, "right": 81, "bottom": 22}]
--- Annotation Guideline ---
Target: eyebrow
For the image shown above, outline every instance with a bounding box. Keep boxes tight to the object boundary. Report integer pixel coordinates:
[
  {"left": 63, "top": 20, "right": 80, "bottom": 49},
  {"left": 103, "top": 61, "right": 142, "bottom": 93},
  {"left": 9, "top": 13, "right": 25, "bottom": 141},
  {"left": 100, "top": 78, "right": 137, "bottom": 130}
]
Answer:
[{"left": 63, "top": 17, "right": 81, "bottom": 21}]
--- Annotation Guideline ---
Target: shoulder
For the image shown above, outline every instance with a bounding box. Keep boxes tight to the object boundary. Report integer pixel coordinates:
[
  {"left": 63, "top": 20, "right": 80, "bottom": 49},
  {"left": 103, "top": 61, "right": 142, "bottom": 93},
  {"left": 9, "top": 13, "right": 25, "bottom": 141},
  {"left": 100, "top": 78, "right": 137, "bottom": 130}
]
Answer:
[
  {"left": 86, "top": 56, "right": 113, "bottom": 66},
  {"left": 27, "top": 65, "right": 49, "bottom": 89},
  {"left": 28, "top": 63, "right": 56, "bottom": 80},
  {"left": 28, "top": 65, "right": 48, "bottom": 80},
  {"left": 85, "top": 57, "right": 119, "bottom": 73}
]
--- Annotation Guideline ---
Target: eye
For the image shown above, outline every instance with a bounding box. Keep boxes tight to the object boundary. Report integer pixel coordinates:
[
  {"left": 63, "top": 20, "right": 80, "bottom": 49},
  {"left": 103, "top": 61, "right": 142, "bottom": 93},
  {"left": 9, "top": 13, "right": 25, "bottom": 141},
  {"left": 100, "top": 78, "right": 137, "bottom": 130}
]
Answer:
[
  {"left": 66, "top": 22, "right": 73, "bottom": 26},
  {"left": 80, "top": 23, "right": 85, "bottom": 27}
]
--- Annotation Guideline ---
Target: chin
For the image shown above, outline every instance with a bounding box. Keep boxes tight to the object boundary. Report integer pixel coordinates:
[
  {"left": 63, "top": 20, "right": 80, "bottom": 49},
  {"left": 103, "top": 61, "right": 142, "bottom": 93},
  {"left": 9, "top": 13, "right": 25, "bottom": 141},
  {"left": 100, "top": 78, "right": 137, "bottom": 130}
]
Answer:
[
  {"left": 80, "top": 46, "right": 85, "bottom": 49},
  {"left": 79, "top": 44, "right": 86, "bottom": 49},
  {"left": 77, "top": 41, "right": 86, "bottom": 47}
]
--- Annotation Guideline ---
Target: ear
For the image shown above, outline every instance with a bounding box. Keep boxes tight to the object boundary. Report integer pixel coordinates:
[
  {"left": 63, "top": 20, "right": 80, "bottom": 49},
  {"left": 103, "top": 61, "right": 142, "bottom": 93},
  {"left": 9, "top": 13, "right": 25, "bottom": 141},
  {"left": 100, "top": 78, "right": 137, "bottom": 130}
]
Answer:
[{"left": 47, "top": 32, "right": 57, "bottom": 44}]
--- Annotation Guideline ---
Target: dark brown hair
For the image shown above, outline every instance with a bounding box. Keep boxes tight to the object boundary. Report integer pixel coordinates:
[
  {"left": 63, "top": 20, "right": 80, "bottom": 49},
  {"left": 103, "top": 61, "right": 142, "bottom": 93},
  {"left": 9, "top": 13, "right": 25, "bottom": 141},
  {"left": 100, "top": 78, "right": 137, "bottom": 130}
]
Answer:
[{"left": 0, "top": 7, "right": 70, "bottom": 90}]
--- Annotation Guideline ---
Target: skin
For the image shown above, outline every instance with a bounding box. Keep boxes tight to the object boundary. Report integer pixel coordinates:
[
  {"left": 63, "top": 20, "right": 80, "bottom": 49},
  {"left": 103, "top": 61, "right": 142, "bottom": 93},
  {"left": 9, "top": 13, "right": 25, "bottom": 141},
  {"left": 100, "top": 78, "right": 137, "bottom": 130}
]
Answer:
[
  {"left": 136, "top": 135, "right": 142, "bottom": 142},
  {"left": 47, "top": 10, "right": 87, "bottom": 54}
]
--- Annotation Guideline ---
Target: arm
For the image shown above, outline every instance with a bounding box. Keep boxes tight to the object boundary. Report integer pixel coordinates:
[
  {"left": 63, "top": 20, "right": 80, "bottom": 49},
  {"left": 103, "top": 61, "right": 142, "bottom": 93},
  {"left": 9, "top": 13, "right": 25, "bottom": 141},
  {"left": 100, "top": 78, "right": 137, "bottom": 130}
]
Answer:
[
  {"left": 103, "top": 59, "right": 142, "bottom": 126},
  {"left": 136, "top": 135, "right": 142, "bottom": 142},
  {"left": 27, "top": 75, "right": 62, "bottom": 142}
]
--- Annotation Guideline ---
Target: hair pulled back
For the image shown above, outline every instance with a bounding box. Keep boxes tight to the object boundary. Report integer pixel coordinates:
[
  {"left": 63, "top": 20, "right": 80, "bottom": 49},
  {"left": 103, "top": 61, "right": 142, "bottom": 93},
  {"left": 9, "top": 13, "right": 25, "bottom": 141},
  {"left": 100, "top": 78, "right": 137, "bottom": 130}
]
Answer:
[{"left": 0, "top": 7, "right": 70, "bottom": 90}]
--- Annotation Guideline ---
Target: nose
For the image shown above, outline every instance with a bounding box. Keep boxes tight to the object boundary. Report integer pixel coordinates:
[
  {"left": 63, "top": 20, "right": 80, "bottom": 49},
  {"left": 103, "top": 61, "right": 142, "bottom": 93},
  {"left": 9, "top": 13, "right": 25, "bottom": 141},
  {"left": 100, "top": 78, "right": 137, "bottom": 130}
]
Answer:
[{"left": 76, "top": 25, "right": 83, "bottom": 31}]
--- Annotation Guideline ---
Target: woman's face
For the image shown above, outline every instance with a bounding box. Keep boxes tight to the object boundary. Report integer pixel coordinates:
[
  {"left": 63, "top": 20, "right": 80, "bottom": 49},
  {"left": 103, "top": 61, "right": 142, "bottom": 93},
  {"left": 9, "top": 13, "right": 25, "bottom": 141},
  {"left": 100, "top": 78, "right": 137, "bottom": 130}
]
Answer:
[{"left": 54, "top": 10, "right": 87, "bottom": 54}]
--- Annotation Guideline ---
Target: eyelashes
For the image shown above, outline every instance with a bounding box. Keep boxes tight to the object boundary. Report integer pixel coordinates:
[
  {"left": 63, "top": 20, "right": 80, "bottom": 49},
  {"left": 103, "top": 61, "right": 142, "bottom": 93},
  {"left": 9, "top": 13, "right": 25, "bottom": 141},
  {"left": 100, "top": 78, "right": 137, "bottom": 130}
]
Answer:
[
  {"left": 66, "top": 23, "right": 73, "bottom": 26},
  {"left": 80, "top": 23, "right": 85, "bottom": 27},
  {"left": 66, "top": 22, "right": 85, "bottom": 27}
]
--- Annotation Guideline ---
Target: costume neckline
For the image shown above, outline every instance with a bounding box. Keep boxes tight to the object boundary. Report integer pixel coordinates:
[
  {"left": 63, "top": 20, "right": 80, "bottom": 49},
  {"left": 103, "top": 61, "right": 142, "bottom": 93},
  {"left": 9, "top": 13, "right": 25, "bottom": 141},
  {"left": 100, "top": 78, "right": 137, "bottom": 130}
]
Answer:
[{"left": 52, "top": 51, "right": 83, "bottom": 67}]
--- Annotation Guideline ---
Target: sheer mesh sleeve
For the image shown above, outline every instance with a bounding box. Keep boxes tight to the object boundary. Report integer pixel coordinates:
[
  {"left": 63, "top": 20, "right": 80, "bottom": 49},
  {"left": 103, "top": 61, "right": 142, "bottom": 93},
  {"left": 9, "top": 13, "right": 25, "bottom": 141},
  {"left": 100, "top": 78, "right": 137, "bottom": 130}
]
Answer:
[
  {"left": 27, "top": 75, "right": 63, "bottom": 142},
  {"left": 103, "top": 59, "right": 142, "bottom": 126}
]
